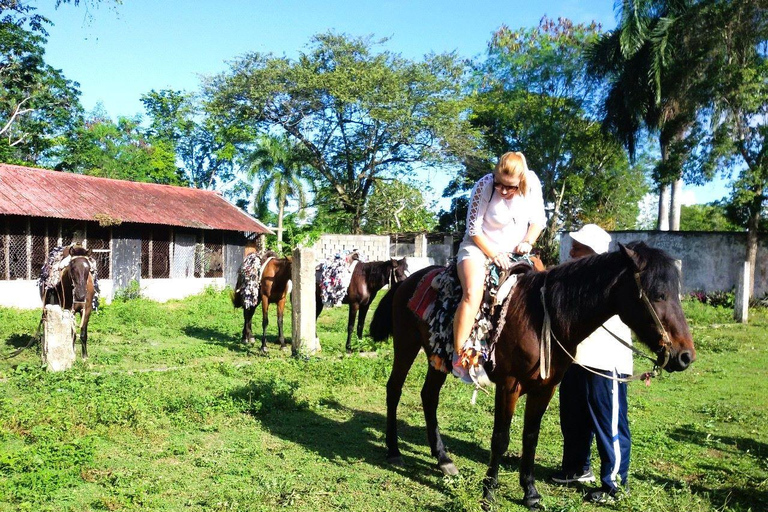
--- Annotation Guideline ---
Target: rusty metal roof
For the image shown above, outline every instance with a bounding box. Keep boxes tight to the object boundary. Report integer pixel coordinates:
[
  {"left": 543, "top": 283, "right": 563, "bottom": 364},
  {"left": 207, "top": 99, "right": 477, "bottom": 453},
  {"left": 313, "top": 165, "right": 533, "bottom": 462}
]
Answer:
[{"left": 0, "top": 164, "right": 273, "bottom": 234}]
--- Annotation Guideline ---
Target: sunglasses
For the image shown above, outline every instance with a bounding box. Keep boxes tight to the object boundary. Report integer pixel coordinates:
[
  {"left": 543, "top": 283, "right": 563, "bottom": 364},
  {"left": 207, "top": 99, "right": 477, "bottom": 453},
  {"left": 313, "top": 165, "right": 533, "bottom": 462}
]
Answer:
[{"left": 493, "top": 181, "right": 519, "bottom": 192}]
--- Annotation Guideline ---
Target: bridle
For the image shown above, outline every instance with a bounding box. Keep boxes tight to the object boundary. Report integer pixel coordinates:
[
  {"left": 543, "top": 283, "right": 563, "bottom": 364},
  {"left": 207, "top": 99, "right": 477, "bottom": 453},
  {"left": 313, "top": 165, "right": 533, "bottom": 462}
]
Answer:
[
  {"left": 538, "top": 267, "right": 674, "bottom": 382},
  {"left": 61, "top": 255, "right": 92, "bottom": 308}
]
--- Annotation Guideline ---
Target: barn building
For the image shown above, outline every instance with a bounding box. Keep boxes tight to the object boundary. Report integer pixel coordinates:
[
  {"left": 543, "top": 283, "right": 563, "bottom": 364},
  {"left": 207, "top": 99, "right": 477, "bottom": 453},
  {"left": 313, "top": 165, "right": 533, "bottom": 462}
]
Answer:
[{"left": 0, "top": 164, "right": 272, "bottom": 309}]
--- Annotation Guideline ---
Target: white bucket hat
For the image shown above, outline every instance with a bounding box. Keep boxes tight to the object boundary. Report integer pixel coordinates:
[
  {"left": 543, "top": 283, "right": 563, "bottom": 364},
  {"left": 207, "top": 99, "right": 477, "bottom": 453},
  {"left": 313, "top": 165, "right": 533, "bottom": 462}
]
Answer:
[{"left": 570, "top": 224, "right": 611, "bottom": 254}]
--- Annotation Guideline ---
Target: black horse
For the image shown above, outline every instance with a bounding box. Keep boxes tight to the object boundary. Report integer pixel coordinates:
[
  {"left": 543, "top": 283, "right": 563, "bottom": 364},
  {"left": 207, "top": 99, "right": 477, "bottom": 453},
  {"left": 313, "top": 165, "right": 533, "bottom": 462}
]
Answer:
[
  {"left": 370, "top": 242, "right": 696, "bottom": 509},
  {"left": 316, "top": 257, "right": 409, "bottom": 353}
]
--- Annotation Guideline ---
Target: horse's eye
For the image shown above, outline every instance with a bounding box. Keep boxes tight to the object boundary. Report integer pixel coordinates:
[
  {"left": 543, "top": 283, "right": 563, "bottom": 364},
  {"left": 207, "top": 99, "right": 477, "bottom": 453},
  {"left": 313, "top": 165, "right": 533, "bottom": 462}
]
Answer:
[{"left": 655, "top": 293, "right": 666, "bottom": 301}]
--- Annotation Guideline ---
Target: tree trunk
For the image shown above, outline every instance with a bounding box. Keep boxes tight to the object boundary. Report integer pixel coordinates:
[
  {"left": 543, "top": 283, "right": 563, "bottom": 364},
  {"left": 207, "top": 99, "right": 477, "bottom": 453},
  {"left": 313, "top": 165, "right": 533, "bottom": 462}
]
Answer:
[
  {"left": 277, "top": 197, "right": 285, "bottom": 251},
  {"left": 746, "top": 207, "right": 760, "bottom": 298},
  {"left": 670, "top": 178, "right": 683, "bottom": 231},
  {"left": 658, "top": 184, "right": 670, "bottom": 231}
]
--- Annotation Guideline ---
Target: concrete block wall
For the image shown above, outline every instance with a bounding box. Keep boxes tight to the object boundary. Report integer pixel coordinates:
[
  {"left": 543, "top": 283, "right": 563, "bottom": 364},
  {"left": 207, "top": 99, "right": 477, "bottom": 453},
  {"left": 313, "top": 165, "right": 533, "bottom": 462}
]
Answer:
[
  {"left": 559, "top": 230, "right": 768, "bottom": 296},
  {"left": 313, "top": 234, "right": 391, "bottom": 263}
]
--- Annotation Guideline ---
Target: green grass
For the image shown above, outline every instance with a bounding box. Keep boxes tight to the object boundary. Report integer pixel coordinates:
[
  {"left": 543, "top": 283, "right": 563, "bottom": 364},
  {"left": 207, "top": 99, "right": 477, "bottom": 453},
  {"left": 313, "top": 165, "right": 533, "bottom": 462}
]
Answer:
[{"left": 0, "top": 290, "right": 766, "bottom": 511}]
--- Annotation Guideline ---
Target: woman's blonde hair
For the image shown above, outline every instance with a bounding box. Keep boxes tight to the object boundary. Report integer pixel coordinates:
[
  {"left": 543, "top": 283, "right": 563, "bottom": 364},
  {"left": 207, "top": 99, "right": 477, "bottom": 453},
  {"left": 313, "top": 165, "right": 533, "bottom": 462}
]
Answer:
[{"left": 495, "top": 151, "right": 528, "bottom": 196}]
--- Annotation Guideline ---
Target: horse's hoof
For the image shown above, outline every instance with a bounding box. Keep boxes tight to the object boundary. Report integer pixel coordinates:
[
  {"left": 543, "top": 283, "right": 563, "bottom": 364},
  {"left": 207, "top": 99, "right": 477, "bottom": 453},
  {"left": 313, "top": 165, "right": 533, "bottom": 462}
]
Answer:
[
  {"left": 438, "top": 462, "right": 459, "bottom": 476},
  {"left": 387, "top": 455, "right": 404, "bottom": 466},
  {"left": 259, "top": 347, "right": 268, "bottom": 355},
  {"left": 523, "top": 495, "right": 542, "bottom": 510},
  {"left": 280, "top": 345, "right": 288, "bottom": 351}
]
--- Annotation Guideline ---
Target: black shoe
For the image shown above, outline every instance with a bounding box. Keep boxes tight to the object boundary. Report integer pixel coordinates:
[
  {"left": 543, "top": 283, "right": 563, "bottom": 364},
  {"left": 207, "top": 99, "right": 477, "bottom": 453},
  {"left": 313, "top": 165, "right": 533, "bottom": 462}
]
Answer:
[
  {"left": 550, "top": 469, "right": 596, "bottom": 484},
  {"left": 585, "top": 486, "right": 619, "bottom": 504}
]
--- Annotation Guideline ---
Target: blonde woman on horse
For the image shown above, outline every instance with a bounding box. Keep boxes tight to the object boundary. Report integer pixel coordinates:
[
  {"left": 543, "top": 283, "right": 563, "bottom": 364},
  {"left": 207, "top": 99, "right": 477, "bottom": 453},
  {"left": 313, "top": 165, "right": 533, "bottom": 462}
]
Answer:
[{"left": 452, "top": 151, "right": 546, "bottom": 382}]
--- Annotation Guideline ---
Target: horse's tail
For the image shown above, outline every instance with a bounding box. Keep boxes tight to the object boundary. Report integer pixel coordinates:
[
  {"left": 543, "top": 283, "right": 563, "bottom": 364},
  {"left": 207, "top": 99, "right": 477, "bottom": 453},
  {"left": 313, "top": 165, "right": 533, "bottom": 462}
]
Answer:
[
  {"left": 230, "top": 288, "right": 243, "bottom": 309},
  {"left": 370, "top": 281, "right": 402, "bottom": 342}
]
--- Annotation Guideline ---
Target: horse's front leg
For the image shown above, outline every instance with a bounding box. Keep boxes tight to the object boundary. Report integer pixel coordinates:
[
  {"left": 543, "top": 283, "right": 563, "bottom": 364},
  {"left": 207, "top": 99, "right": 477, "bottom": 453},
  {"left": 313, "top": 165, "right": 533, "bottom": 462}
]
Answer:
[
  {"left": 276, "top": 296, "right": 287, "bottom": 349},
  {"left": 518, "top": 385, "right": 557, "bottom": 509},
  {"left": 421, "top": 366, "right": 456, "bottom": 475},
  {"left": 260, "top": 296, "right": 269, "bottom": 354},
  {"left": 483, "top": 377, "right": 521, "bottom": 508},
  {"left": 80, "top": 307, "right": 91, "bottom": 360},
  {"left": 346, "top": 303, "right": 359, "bottom": 353}
]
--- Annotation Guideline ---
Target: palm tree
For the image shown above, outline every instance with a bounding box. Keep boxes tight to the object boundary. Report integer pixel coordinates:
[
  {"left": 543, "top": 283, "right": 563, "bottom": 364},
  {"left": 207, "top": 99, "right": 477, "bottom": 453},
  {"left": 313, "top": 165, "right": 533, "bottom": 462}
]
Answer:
[
  {"left": 587, "top": 0, "right": 706, "bottom": 230},
  {"left": 244, "top": 134, "right": 309, "bottom": 252}
]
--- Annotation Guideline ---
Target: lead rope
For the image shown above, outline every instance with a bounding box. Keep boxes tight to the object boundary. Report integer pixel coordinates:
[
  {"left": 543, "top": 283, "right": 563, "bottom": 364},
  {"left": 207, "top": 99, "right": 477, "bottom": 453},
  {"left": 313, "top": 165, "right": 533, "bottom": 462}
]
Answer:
[{"left": 4, "top": 290, "right": 48, "bottom": 359}]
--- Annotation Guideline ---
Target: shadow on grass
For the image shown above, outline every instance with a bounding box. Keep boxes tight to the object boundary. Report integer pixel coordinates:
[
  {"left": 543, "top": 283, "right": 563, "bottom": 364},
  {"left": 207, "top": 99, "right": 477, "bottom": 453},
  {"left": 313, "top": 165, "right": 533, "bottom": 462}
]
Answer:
[
  {"left": 182, "top": 325, "right": 251, "bottom": 353},
  {"left": 227, "top": 378, "right": 555, "bottom": 509},
  {"left": 4, "top": 333, "right": 37, "bottom": 349},
  {"left": 653, "top": 425, "right": 768, "bottom": 511}
]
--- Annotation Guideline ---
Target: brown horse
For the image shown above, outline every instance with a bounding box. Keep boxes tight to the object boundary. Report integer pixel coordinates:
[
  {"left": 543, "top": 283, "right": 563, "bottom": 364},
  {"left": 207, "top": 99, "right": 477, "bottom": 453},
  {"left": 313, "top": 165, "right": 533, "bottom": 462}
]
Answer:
[
  {"left": 316, "top": 257, "right": 409, "bottom": 353},
  {"left": 370, "top": 242, "right": 696, "bottom": 509},
  {"left": 232, "top": 252, "right": 292, "bottom": 353},
  {"left": 39, "top": 245, "right": 96, "bottom": 359}
]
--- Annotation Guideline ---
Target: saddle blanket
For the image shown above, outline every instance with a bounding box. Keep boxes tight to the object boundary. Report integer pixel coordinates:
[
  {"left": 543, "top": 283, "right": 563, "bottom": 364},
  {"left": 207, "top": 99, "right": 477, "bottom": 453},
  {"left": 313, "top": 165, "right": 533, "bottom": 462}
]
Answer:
[{"left": 407, "top": 258, "right": 531, "bottom": 374}]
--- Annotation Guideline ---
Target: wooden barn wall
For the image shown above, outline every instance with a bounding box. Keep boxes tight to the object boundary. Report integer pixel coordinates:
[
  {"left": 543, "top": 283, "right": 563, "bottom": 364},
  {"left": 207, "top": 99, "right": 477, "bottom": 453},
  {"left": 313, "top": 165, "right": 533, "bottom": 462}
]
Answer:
[{"left": 112, "top": 224, "right": 142, "bottom": 293}]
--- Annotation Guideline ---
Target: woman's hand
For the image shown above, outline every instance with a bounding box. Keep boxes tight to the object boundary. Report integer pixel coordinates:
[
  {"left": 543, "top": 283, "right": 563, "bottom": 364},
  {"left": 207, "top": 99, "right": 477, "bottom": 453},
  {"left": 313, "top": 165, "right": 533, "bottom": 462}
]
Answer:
[
  {"left": 491, "top": 252, "right": 513, "bottom": 270},
  {"left": 515, "top": 241, "right": 532, "bottom": 255}
]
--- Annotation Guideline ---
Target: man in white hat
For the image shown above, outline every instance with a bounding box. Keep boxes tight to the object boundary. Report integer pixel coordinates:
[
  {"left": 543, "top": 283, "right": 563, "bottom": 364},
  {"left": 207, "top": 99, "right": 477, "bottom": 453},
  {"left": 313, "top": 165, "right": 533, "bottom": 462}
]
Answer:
[{"left": 550, "top": 224, "right": 633, "bottom": 504}]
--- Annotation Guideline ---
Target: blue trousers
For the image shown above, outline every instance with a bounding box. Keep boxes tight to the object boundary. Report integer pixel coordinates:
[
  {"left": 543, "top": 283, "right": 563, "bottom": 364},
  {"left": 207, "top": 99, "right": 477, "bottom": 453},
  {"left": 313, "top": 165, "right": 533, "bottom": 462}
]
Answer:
[{"left": 558, "top": 364, "right": 631, "bottom": 490}]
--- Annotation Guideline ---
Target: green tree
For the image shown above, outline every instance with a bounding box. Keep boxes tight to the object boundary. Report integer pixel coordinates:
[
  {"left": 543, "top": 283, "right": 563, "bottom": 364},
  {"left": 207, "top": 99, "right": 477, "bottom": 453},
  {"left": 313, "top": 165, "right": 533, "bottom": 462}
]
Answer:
[
  {"left": 244, "top": 134, "right": 310, "bottom": 252},
  {"left": 362, "top": 179, "right": 437, "bottom": 234},
  {"left": 466, "top": 18, "right": 646, "bottom": 262},
  {"left": 692, "top": 0, "right": 767, "bottom": 295},
  {"left": 205, "top": 32, "right": 476, "bottom": 233},
  {"left": 141, "top": 89, "right": 245, "bottom": 190},
  {"left": 0, "top": 15, "right": 81, "bottom": 164},
  {"left": 586, "top": 0, "right": 711, "bottom": 231},
  {"left": 680, "top": 202, "right": 741, "bottom": 231},
  {"left": 57, "top": 107, "right": 184, "bottom": 184}
]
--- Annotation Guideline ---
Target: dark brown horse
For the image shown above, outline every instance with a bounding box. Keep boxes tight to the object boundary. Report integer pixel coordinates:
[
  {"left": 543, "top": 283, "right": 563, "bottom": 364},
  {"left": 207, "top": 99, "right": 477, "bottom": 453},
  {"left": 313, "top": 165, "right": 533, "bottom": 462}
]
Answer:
[
  {"left": 316, "top": 257, "right": 409, "bottom": 353},
  {"left": 232, "top": 252, "right": 292, "bottom": 353},
  {"left": 39, "top": 245, "right": 96, "bottom": 359},
  {"left": 370, "top": 242, "right": 696, "bottom": 509}
]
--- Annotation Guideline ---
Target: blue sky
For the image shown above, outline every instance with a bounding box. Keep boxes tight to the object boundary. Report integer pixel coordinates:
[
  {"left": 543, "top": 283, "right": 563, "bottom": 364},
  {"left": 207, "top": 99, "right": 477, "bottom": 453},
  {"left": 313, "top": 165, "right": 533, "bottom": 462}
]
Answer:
[{"left": 34, "top": 0, "right": 730, "bottom": 206}]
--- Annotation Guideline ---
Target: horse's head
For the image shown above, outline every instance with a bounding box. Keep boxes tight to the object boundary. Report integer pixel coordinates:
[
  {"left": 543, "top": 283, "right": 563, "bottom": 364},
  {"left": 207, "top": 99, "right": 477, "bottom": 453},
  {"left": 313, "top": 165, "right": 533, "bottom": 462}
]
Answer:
[
  {"left": 64, "top": 246, "right": 93, "bottom": 306},
  {"left": 616, "top": 242, "right": 696, "bottom": 373},
  {"left": 390, "top": 257, "right": 409, "bottom": 283}
]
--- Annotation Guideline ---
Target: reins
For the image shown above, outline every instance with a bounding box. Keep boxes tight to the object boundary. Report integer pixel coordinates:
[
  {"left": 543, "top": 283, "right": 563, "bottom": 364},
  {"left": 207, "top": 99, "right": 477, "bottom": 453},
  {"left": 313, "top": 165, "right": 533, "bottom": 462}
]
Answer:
[{"left": 539, "top": 268, "right": 672, "bottom": 384}]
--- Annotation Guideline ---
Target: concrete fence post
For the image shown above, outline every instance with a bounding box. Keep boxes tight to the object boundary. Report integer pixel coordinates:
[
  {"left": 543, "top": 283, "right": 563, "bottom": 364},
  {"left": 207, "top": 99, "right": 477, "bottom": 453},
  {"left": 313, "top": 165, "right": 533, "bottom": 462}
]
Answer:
[
  {"left": 415, "top": 234, "right": 428, "bottom": 258},
  {"left": 42, "top": 305, "right": 76, "bottom": 371},
  {"left": 734, "top": 261, "right": 750, "bottom": 323},
  {"left": 291, "top": 246, "right": 319, "bottom": 356},
  {"left": 443, "top": 235, "right": 454, "bottom": 257}
]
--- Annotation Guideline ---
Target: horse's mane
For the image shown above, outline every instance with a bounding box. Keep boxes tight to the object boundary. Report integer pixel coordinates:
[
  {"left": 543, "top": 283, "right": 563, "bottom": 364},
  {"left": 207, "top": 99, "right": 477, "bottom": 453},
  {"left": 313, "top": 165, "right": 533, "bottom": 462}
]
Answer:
[
  {"left": 362, "top": 259, "right": 393, "bottom": 283},
  {"left": 516, "top": 241, "right": 680, "bottom": 329}
]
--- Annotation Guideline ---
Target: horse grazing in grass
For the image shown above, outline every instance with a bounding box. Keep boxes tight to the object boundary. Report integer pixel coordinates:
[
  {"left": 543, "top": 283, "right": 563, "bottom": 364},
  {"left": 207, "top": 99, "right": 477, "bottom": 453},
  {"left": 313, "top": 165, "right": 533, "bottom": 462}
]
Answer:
[
  {"left": 39, "top": 245, "right": 97, "bottom": 359},
  {"left": 370, "top": 242, "right": 696, "bottom": 509},
  {"left": 316, "top": 257, "right": 409, "bottom": 353},
  {"left": 232, "top": 252, "right": 292, "bottom": 353}
]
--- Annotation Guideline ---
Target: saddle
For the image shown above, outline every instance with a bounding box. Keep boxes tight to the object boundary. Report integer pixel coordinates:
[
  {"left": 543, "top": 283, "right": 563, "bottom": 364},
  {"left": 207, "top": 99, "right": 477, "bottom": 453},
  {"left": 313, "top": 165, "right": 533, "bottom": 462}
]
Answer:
[{"left": 408, "top": 256, "right": 536, "bottom": 374}]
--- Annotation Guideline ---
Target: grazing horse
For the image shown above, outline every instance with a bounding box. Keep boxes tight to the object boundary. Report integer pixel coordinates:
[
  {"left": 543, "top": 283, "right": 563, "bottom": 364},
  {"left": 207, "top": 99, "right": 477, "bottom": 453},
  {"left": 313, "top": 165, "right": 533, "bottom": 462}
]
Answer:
[
  {"left": 39, "top": 245, "right": 96, "bottom": 359},
  {"left": 232, "top": 252, "right": 292, "bottom": 353},
  {"left": 316, "top": 257, "right": 409, "bottom": 353},
  {"left": 370, "top": 242, "right": 696, "bottom": 509}
]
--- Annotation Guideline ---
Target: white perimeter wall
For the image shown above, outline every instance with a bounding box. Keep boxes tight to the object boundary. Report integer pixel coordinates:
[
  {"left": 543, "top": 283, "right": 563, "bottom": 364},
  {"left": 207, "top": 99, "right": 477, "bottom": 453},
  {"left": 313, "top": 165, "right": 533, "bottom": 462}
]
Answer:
[{"left": 0, "top": 278, "right": 225, "bottom": 310}]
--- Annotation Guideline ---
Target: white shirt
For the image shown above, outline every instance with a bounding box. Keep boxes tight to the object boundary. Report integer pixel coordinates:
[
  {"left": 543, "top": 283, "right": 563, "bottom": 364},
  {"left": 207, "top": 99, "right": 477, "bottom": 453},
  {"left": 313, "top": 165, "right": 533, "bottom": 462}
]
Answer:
[
  {"left": 575, "top": 315, "right": 634, "bottom": 374},
  {"left": 462, "top": 171, "right": 547, "bottom": 254}
]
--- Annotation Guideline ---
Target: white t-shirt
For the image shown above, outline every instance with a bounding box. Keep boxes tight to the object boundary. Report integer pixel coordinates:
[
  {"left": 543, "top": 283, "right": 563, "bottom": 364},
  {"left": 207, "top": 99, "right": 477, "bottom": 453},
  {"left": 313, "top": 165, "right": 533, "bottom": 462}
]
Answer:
[
  {"left": 462, "top": 171, "right": 547, "bottom": 254},
  {"left": 575, "top": 315, "right": 634, "bottom": 374}
]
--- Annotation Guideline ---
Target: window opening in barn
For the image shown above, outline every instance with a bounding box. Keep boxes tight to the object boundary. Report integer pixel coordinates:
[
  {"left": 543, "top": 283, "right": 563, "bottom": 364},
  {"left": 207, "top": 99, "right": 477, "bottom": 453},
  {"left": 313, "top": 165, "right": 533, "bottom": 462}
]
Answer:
[
  {"left": 200, "top": 231, "right": 223, "bottom": 278},
  {"left": 142, "top": 227, "right": 171, "bottom": 279},
  {"left": 88, "top": 223, "right": 112, "bottom": 279},
  {"left": 8, "top": 216, "right": 29, "bottom": 279}
]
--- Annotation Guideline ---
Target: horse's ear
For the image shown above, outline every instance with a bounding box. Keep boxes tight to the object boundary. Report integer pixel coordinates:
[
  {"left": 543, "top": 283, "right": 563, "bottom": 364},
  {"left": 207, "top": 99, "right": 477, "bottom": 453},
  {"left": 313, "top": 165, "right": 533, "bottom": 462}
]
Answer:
[{"left": 619, "top": 243, "right": 644, "bottom": 271}]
